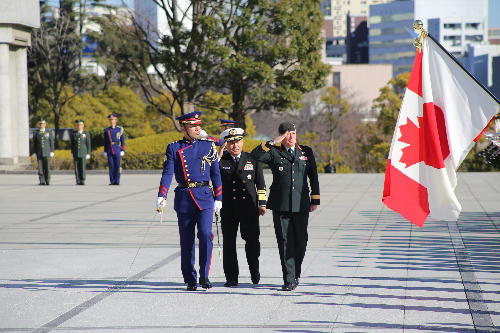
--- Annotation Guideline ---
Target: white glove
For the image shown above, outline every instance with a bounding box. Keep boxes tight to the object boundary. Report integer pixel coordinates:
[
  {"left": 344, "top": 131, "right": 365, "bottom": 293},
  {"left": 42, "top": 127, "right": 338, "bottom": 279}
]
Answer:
[
  {"left": 86, "top": 154, "right": 90, "bottom": 160},
  {"left": 199, "top": 129, "right": 208, "bottom": 138},
  {"left": 120, "top": 151, "right": 125, "bottom": 156},
  {"left": 214, "top": 200, "right": 222, "bottom": 214},
  {"left": 157, "top": 197, "right": 166, "bottom": 211},
  {"left": 50, "top": 152, "right": 54, "bottom": 157},
  {"left": 103, "top": 152, "right": 107, "bottom": 157}
]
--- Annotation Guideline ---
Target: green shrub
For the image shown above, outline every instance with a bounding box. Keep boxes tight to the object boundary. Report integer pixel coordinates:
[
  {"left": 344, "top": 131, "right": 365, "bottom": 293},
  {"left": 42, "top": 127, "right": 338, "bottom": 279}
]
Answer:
[
  {"left": 37, "top": 132, "right": 268, "bottom": 170},
  {"left": 30, "top": 149, "right": 74, "bottom": 170}
]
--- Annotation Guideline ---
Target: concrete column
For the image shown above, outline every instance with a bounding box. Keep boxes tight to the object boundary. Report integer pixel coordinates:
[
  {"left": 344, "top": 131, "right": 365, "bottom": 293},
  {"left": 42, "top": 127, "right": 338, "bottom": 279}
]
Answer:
[
  {"left": 15, "top": 47, "right": 30, "bottom": 162},
  {"left": 0, "top": 43, "right": 13, "bottom": 164},
  {"left": 9, "top": 46, "right": 19, "bottom": 162}
]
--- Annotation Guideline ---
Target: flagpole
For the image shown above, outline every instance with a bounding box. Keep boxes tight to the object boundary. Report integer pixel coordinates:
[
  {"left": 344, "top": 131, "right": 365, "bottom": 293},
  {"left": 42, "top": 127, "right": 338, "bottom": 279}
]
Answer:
[{"left": 413, "top": 20, "right": 500, "bottom": 105}]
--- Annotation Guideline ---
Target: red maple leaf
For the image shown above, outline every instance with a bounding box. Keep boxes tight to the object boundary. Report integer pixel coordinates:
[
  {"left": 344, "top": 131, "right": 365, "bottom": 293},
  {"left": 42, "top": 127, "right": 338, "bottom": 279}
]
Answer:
[{"left": 398, "top": 103, "right": 450, "bottom": 169}]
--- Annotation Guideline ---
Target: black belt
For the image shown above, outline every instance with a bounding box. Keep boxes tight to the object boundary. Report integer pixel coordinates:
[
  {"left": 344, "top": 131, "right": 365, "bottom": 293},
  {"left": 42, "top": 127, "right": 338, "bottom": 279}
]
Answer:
[{"left": 177, "top": 181, "right": 209, "bottom": 188}]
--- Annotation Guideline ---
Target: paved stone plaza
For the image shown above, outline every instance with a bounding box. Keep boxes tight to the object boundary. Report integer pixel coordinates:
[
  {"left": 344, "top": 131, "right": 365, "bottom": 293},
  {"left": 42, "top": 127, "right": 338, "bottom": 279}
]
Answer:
[{"left": 0, "top": 172, "right": 498, "bottom": 332}]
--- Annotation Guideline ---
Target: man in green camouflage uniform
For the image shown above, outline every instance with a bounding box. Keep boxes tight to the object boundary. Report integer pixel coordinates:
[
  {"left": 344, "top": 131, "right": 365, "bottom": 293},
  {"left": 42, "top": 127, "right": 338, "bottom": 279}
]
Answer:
[
  {"left": 251, "top": 122, "right": 320, "bottom": 291},
  {"left": 70, "top": 120, "right": 91, "bottom": 185},
  {"left": 33, "top": 119, "right": 55, "bottom": 185}
]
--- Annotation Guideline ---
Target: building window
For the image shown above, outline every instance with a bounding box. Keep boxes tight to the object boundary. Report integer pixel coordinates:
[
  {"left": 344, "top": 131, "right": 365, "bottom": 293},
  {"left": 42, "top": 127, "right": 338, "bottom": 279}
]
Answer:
[
  {"left": 444, "top": 35, "right": 462, "bottom": 46},
  {"left": 369, "top": 13, "right": 413, "bottom": 24},
  {"left": 444, "top": 23, "right": 461, "bottom": 30},
  {"left": 320, "top": 0, "right": 332, "bottom": 16},
  {"left": 370, "top": 51, "right": 415, "bottom": 61},
  {"left": 466, "top": 23, "right": 480, "bottom": 29},
  {"left": 333, "top": 72, "right": 341, "bottom": 90},
  {"left": 465, "top": 35, "right": 483, "bottom": 42}
]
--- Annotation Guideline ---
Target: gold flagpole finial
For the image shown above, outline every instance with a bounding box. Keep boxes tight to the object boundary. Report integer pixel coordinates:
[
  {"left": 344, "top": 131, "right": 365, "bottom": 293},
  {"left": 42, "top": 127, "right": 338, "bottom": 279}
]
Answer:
[{"left": 413, "top": 20, "right": 428, "bottom": 52}]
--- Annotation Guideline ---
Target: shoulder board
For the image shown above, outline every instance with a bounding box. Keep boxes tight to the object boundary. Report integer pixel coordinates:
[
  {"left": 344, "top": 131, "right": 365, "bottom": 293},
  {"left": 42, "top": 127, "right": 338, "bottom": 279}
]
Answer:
[{"left": 198, "top": 138, "right": 215, "bottom": 144}]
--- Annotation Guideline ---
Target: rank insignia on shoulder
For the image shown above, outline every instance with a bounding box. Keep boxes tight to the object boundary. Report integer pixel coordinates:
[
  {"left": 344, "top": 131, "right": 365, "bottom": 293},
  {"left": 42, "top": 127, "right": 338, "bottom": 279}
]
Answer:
[{"left": 299, "top": 156, "right": 308, "bottom": 160}]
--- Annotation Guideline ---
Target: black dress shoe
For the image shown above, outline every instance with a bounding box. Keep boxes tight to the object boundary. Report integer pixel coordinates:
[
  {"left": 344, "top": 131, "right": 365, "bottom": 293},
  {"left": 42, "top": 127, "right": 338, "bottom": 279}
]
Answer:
[
  {"left": 186, "top": 283, "right": 197, "bottom": 291},
  {"left": 199, "top": 277, "right": 212, "bottom": 289},
  {"left": 282, "top": 281, "right": 298, "bottom": 291},
  {"left": 224, "top": 281, "right": 238, "bottom": 287},
  {"left": 251, "top": 273, "right": 260, "bottom": 284}
]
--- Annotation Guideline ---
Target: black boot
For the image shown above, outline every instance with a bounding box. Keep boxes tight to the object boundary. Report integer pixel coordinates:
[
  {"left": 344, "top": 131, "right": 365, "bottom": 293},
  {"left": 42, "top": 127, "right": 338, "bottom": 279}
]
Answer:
[
  {"left": 224, "top": 280, "right": 238, "bottom": 287},
  {"left": 251, "top": 272, "right": 261, "bottom": 285},
  {"left": 199, "top": 277, "right": 212, "bottom": 289},
  {"left": 186, "top": 283, "right": 197, "bottom": 291}
]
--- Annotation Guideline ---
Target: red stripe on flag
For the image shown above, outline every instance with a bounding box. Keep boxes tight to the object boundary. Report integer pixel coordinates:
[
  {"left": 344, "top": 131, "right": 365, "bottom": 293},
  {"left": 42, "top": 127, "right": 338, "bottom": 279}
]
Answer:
[
  {"left": 473, "top": 116, "right": 495, "bottom": 142},
  {"left": 407, "top": 51, "right": 423, "bottom": 97},
  {"left": 382, "top": 160, "right": 429, "bottom": 227}
]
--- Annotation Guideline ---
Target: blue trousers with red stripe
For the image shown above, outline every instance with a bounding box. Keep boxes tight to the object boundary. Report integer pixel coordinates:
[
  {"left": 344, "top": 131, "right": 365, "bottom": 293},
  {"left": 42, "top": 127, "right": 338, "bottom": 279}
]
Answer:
[
  {"left": 107, "top": 152, "right": 121, "bottom": 184},
  {"left": 176, "top": 202, "right": 214, "bottom": 284}
]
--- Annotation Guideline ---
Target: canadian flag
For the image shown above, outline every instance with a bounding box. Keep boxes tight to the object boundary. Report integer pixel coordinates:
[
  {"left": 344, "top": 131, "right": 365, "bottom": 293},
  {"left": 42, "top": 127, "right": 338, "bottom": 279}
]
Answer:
[{"left": 382, "top": 36, "right": 499, "bottom": 227}]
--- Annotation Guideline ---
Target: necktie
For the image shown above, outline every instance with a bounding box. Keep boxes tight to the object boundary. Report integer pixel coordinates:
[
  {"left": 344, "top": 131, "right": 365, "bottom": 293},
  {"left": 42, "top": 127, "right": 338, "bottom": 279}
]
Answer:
[{"left": 234, "top": 156, "right": 240, "bottom": 165}]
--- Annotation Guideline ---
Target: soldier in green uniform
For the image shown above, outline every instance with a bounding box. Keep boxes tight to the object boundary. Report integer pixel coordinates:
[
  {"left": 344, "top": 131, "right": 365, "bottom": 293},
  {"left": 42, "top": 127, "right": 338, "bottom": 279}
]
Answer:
[
  {"left": 251, "top": 122, "right": 320, "bottom": 291},
  {"left": 33, "top": 119, "right": 55, "bottom": 185},
  {"left": 70, "top": 120, "right": 91, "bottom": 185}
]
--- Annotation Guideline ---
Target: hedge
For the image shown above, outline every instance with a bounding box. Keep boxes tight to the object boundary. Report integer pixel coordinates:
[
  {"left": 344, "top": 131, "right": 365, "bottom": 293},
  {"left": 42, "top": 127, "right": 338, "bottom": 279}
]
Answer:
[{"left": 30, "top": 132, "right": 265, "bottom": 170}]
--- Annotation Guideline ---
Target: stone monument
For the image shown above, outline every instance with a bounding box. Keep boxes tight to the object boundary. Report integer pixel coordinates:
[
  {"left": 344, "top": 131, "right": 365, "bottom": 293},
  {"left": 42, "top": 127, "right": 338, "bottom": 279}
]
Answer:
[{"left": 0, "top": 0, "right": 40, "bottom": 169}]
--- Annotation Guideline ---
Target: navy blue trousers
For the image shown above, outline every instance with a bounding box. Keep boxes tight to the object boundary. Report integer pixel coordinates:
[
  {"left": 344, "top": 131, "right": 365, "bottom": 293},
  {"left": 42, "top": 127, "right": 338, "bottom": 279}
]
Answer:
[
  {"left": 107, "top": 152, "right": 121, "bottom": 184},
  {"left": 176, "top": 203, "right": 214, "bottom": 284}
]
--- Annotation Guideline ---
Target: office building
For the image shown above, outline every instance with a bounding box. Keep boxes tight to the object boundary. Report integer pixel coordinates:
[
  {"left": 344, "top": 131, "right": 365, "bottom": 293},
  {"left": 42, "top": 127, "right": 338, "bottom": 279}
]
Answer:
[{"left": 369, "top": 0, "right": 489, "bottom": 75}]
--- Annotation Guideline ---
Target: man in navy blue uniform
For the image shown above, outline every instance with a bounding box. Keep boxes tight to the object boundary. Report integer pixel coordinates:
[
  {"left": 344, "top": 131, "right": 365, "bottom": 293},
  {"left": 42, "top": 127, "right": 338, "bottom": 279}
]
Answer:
[
  {"left": 103, "top": 113, "right": 125, "bottom": 185},
  {"left": 156, "top": 111, "right": 223, "bottom": 291}
]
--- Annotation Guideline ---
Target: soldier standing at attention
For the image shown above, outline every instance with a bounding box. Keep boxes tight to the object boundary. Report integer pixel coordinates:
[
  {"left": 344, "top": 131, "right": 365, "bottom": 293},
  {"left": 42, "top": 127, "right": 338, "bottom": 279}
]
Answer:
[
  {"left": 218, "top": 128, "right": 267, "bottom": 287},
  {"left": 70, "top": 120, "right": 91, "bottom": 185},
  {"left": 103, "top": 113, "right": 125, "bottom": 185},
  {"left": 251, "top": 122, "right": 320, "bottom": 291},
  {"left": 33, "top": 119, "right": 55, "bottom": 185},
  {"left": 156, "top": 111, "right": 223, "bottom": 291}
]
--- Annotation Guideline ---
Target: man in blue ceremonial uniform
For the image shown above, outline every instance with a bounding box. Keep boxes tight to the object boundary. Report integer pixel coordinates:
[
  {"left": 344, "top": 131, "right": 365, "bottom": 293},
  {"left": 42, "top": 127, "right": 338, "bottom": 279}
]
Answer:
[
  {"left": 219, "top": 119, "right": 236, "bottom": 132},
  {"left": 156, "top": 111, "right": 223, "bottom": 291},
  {"left": 103, "top": 113, "right": 125, "bottom": 185}
]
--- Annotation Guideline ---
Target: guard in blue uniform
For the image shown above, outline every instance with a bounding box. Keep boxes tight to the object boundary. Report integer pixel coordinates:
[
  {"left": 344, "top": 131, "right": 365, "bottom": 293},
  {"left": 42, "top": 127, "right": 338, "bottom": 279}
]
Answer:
[
  {"left": 220, "top": 119, "right": 236, "bottom": 132},
  {"left": 103, "top": 113, "right": 125, "bottom": 185},
  {"left": 156, "top": 111, "right": 223, "bottom": 291}
]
